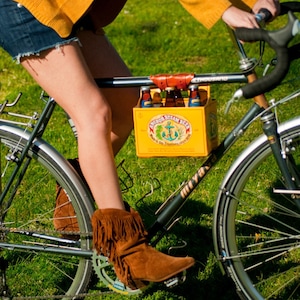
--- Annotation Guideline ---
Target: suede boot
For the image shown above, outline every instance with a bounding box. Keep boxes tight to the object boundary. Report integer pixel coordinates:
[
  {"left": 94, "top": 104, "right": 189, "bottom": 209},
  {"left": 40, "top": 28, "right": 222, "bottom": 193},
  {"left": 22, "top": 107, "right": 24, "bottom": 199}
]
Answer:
[
  {"left": 92, "top": 208, "right": 195, "bottom": 289},
  {"left": 53, "top": 159, "right": 85, "bottom": 238},
  {"left": 53, "top": 184, "right": 79, "bottom": 236}
]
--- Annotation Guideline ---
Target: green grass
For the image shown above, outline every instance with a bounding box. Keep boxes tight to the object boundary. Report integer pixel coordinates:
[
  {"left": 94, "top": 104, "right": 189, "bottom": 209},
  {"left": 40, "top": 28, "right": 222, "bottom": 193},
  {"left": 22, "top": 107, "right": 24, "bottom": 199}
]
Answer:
[{"left": 0, "top": 0, "right": 300, "bottom": 299}]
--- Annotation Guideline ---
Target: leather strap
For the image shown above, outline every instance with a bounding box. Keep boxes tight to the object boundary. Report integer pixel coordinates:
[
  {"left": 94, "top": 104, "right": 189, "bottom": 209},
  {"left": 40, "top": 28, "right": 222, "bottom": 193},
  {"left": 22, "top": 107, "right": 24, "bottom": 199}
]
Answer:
[{"left": 150, "top": 73, "right": 195, "bottom": 90}]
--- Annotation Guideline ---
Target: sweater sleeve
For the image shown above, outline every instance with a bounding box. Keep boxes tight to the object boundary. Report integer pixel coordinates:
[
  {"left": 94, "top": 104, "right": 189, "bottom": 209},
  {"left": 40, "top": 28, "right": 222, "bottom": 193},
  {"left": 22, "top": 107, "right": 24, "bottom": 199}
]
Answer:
[{"left": 178, "top": 0, "right": 257, "bottom": 29}]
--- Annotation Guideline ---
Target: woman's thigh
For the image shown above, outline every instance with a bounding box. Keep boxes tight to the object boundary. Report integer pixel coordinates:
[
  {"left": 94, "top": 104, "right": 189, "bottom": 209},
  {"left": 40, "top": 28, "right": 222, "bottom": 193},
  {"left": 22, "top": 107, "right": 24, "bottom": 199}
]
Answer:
[
  {"left": 21, "top": 42, "right": 109, "bottom": 132},
  {"left": 77, "top": 30, "right": 139, "bottom": 125}
]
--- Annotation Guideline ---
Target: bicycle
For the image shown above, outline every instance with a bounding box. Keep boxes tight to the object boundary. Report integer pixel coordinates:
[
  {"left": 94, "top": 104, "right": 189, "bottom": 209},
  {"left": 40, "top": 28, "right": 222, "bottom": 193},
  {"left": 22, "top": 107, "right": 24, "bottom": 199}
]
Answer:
[{"left": 0, "top": 2, "right": 300, "bottom": 299}]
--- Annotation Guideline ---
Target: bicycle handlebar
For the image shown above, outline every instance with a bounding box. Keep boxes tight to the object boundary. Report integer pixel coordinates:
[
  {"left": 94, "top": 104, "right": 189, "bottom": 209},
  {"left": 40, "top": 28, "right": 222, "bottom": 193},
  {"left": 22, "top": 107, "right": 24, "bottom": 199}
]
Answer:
[
  {"left": 95, "top": 3, "right": 300, "bottom": 96},
  {"left": 234, "top": 3, "right": 300, "bottom": 99}
]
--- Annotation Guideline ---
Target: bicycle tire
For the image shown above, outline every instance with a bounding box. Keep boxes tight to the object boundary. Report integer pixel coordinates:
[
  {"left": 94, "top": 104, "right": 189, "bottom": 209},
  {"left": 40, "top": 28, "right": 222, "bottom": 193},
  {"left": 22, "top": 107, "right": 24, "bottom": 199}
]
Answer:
[
  {"left": 214, "top": 117, "right": 300, "bottom": 300},
  {"left": 0, "top": 123, "right": 95, "bottom": 299}
]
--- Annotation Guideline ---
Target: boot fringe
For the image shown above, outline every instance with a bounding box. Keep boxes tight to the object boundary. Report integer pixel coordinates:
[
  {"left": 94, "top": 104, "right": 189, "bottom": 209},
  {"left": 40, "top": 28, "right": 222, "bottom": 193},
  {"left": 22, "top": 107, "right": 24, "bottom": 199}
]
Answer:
[
  {"left": 91, "top": 208, "right": 156, "bottom": 289},
  {"left": 91, "top": 208, "right": 147, "bottom": 261}
]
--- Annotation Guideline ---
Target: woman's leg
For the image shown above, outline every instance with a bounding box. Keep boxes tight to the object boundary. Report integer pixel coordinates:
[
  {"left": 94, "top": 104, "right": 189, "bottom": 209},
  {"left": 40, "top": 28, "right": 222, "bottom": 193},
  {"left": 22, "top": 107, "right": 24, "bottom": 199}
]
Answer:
[
  {"left": 21, "top": 42, "right": 124, "bottom": 210},
  {"left": 53, "top": 30, "right": 137, "bottom": 231}
]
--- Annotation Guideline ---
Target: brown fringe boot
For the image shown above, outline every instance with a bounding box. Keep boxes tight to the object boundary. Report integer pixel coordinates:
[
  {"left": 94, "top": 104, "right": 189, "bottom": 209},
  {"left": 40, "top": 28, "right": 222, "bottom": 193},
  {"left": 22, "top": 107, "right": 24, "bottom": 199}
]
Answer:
[
  {"left": 53, "top": 184, "right": 80, "bottom": 238},
  {"left": 53, "top": 159, "right": 87, "bottom": 238},
  {"left": 92, "top": 207, "right": 195, "bottom": 289}
]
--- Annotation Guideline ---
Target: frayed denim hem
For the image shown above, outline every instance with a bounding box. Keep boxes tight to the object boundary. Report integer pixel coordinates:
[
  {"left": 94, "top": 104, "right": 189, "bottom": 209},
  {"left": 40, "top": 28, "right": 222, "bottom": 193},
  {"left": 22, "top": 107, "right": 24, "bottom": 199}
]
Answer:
[{"left": 13, "top": 37, "right": 81, "bottom": 64}]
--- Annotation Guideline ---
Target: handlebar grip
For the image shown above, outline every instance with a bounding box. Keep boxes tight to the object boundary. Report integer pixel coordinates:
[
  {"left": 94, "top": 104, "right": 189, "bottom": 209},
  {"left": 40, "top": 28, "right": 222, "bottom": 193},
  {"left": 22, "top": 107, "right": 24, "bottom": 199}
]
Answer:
[{"left": 235, "top": 11, "right": 299, "bottom": 99}]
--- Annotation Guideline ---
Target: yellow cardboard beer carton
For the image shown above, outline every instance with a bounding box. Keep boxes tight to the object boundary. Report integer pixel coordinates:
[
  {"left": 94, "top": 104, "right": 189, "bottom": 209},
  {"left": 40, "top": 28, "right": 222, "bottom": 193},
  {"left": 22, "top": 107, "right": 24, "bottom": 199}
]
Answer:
[{"left": 133, "top": 85, "right": 218, "bottom": 157}]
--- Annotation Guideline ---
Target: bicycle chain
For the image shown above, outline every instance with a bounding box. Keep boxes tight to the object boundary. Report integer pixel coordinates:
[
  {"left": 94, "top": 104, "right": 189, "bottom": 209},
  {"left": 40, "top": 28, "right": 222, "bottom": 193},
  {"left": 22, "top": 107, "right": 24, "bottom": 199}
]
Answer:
[{"left": 0, "top": 226, "right": 93, "bottom": 238}]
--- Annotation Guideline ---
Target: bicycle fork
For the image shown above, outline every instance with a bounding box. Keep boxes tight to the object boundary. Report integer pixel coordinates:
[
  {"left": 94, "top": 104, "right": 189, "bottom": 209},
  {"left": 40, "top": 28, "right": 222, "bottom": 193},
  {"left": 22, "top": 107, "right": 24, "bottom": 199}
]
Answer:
[{"left": 261, "top": 110, "right": 300, "bottom": 208}]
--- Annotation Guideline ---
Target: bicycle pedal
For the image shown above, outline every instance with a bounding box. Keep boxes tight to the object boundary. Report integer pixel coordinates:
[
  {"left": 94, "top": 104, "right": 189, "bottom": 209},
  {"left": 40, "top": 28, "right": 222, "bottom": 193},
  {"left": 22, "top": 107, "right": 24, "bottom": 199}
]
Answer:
[{"left": 164, "top": 271, "right": 186, "bottom": 288}]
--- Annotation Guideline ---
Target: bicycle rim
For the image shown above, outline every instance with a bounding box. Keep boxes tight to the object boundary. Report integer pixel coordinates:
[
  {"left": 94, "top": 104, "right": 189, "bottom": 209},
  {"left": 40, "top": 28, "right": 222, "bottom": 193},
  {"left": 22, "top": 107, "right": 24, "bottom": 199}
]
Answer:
[
  {"left": 215, "top": 118, "right": 300, "bottom": 300},
  {"left": 0, "top": 126, "right": 93, "bottom": 299}
]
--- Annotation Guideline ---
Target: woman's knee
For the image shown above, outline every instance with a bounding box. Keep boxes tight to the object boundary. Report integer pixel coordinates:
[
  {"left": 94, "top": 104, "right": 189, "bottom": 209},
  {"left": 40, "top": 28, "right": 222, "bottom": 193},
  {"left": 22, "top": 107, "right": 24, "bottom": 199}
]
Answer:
[{"left": 75, "top": 98, "right": 113, "bottom": 137}]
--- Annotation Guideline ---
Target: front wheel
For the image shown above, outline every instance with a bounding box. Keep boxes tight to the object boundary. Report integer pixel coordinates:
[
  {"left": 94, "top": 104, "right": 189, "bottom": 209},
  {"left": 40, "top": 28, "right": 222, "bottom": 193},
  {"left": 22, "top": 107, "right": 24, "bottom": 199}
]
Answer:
[
  {"left": 214, "top": 117, "right": 300, "bottom": 300},
  {"left": 0, "top": 124, "right": 94, "bottom": 299}
]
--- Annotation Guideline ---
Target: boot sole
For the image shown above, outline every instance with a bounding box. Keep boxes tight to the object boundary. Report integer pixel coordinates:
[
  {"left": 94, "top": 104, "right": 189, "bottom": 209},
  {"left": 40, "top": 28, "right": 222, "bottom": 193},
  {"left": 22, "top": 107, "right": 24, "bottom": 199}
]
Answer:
[{"left": 132, "top": 258, "right": 195, "bottom": 284}]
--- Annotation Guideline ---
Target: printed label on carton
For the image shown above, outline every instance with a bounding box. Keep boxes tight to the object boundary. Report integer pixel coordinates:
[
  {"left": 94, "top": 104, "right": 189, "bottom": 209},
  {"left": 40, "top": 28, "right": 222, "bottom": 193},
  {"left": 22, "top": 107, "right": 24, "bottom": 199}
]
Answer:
[{"left": 148, "top": 114, "right": 192, "bottom": 145}]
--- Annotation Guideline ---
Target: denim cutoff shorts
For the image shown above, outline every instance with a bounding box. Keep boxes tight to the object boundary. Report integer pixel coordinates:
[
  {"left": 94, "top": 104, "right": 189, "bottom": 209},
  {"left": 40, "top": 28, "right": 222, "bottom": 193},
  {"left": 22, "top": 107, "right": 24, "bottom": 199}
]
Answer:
[{"left": 0, "top": 0, "right": 79, "bottom": 62}]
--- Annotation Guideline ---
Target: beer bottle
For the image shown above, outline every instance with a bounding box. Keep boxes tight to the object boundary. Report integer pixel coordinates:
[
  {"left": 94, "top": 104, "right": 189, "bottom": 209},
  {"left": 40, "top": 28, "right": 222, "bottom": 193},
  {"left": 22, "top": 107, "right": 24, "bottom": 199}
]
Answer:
[
  {"left": 174, "top": 89, "right": 185, "bottom": 107},
  {"left": 188, "top": 84, "right": 201, "bottom": 107},
  {"left": 152, "top": 91, "right": 163, "bottom": 107},
  {"left": 199, "top": 88, "right": 208, "bottom": 106},
  {"left": 165, "top": 87, "right": 176, "bottom": 107},
  {"left": 140, "top": 86, "right": 153, "bottom": 108}
]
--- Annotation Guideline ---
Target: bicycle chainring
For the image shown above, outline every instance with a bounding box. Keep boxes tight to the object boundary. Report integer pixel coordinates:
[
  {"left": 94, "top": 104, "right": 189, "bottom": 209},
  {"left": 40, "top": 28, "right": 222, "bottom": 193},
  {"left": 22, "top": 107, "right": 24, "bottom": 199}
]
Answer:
[{"left": 92, "top": 250, "right": 142, "bottom": 296}]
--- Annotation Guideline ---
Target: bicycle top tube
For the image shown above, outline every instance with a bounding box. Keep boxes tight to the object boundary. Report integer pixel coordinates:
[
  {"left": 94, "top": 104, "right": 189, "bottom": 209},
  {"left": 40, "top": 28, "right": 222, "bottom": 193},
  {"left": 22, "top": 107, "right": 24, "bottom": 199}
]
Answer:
[{"left": 94, "top": 72, "right": 248, "bottom": 89}]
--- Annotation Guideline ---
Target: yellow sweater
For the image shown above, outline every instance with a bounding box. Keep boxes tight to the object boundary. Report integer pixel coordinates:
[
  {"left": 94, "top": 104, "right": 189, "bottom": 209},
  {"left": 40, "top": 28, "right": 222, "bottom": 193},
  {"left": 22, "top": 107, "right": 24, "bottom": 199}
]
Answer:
[
  {"left": 179, "top": 0, "right": 257, "bottom": 29},
  {"left": 16, "top": 0, "right": 257, "bottom": 37}
]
